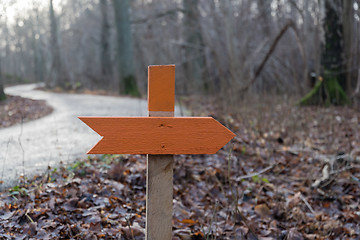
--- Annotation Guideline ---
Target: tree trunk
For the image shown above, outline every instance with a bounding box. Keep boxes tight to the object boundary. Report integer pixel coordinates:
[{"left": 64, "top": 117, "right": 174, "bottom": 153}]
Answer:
[
  {"left": 0, "top": 58, "right": 6, "bottom": 101},
  {"left": 257, "top": 0, "right": 273, "bottom": 37},
  {"left": 183, "top": 0, "right": 208, "bottom": 93},
  {"left": 33, "top": 11, "right": 44, "bottom": 83},
  {"left": 3, "top": 12, "right": 10, "bottom": 80},
  {"left": 49, "top": 0, "right": 67, "bottom": 89},
  {"left": 342, "top": 0, "right": 354, "bottom": 94},
  {"left": 100, "top": 0, "right": 112, "bottom": 82},
  {"left": 113, "top": 0, "right": 140, "bottom": 96},
  {"left": 299, "top": 0, "right": 348, "bottom": 106}
]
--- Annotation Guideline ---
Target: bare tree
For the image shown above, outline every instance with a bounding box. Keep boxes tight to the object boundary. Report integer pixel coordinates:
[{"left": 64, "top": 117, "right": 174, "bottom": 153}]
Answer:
[
  {"left": 49, "top": 0, "right": 68, "bottom": 88},
  {"left": 33, "top": 7, "right": 45, "bottom": 83},
  {"left": 0, "top": 2, "right": 8, "bottom": 100},
  {"left": 183, "top": 0, "right": 207, "bottom": 93},
  {"left": 0, "top": 58, "right": 5, "bottom": 101},
  {"left": 343, "top": 0, "right": 355, "bottom": 94},
  {"left": 113, "top": 0, "right": 139, "bottom": 96},
  {"left": 100, "top": 0, "right": 112, "bottom": 82},
  {"left": 257, "top": 0, "right": 273, "bottom": 37}
]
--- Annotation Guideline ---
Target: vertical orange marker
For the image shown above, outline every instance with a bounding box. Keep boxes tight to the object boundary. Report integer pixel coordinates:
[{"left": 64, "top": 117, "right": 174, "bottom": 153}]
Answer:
[{"left": 148, "top": 65, "right": 175, "bottom": 116}]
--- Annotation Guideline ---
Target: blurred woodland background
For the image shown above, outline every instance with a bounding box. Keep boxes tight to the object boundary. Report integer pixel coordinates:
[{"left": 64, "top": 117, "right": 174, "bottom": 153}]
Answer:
[
  {"left": 0, "top": 0, "right": 359, "bottom": 109},
  {"left": 1, "top": 1, "right": 360, "bottom": 238}
]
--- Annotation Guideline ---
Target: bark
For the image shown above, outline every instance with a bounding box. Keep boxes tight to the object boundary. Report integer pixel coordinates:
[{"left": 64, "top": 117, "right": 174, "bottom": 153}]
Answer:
[
  {"left": 100, "top": 0, "right": 112, "bottom": 79},
  {"left": 352, "top": 69, "right": 360, "bottom": 104},
  {"left": 257, "top": 0, "right": 273, "bottom": 37},
  {"left": 0, "top": 58, "right": 6, "bottom": 101},
  {"left": 301, "top": 0, "right": 311, "bottom": 90},
  {"left": 342, "top": 0, "right": 354, "bottom": 94},
  {"left": 113, "top": 0, "right": 140, "bottom": 96},
  {"left": 49, "top": 0, "right": 67, "bottom": 89},
  {"left": 3, "top": 13, "right": 10, "bottom": 77},
  {"left": 219, "top": 0, "right": 238, "bottom": 99},
  {"left": 183, "top": 0, "right": 208, "bottom": 93},
  {"left": 33, "top": 11, "right": 44, "bottom": 83},
  {"left": 132, "top": 8, "right": 184, "bottom": 24}
]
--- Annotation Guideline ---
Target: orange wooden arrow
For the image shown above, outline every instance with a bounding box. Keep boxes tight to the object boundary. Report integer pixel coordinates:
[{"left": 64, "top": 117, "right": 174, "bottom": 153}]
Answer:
[{"left": 79, "top": 117, "right": 235, "bottom": 155}]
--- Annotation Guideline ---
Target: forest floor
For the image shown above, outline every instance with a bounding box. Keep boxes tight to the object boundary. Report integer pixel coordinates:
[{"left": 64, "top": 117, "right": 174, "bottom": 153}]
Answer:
[
  {"left": 0, "top": 95, "right": 53, "bottom": 129},
  {"left": 0, "top": 96, "right": 360, "bottom": 239}
]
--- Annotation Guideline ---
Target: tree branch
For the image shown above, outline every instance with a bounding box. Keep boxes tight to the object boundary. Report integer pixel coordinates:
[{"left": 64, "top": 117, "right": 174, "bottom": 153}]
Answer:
[
  {"left": 131, "top": 8, "right": 185, "bottom": 24},
  {"left": 239, "top": 20, "right": 297, "bottom": 92}
]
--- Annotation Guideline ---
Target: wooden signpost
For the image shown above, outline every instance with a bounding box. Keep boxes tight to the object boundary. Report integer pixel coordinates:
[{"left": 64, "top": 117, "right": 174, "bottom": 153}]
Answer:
[{"left": 79, "top": 65, "right": 235, "bottom": 239}]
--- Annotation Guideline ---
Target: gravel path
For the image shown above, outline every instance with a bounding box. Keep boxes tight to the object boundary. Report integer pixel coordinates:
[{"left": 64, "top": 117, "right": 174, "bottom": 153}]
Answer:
[{"left": 0, "top": 84, "right": 184, "bottom": 189}]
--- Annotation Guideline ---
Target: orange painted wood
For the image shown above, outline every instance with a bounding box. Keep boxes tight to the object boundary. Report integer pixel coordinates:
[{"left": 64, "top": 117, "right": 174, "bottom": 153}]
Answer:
[
  {"left": 79, "top": 117, "right": 235, "bottom": 154},
  {"left": 148, "top": 65, "right": 175, "bottom": 112}
]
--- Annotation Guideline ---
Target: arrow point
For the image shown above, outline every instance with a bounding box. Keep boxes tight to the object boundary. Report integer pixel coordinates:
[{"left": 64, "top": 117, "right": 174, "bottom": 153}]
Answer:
[
  {"left": 229, "top": 130, "right": 236, "bottom": 140},
  {"left": 212, "top": 117, "right": 236, "bottom": 139}
]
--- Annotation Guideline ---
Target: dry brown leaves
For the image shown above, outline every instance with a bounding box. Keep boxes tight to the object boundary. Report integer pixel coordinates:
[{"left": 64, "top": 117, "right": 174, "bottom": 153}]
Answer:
[
  {"left": 0, "top": 95, "right": 53, "bottom": 129},
  {"left": 0, "top": 102, "right": 359, "bottom": 239}
]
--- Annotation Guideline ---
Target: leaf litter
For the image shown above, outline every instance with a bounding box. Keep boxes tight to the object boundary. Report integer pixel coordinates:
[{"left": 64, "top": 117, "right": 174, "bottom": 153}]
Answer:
[
  {"left": 0, "top": 102, "right": 360, "bottom": 239},
  {"left": 0, "top": 95, "right": 53, "bottom": 129}
]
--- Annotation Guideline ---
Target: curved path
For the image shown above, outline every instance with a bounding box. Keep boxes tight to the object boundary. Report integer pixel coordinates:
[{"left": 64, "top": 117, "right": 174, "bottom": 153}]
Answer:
[{"left": 0, "top": 84, "right": 184, "bottom": 189}]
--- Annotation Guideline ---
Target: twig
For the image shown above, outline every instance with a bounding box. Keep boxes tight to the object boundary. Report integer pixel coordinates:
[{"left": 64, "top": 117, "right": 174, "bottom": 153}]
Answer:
[
  {"left": 170, "top": 40, "right": 205, "bottom": 50},
  {"left": 25, "top": 210, "right": 34, "bottom": 223},
  {"left": 312, "top": 150, "right": 360, "bottom": 188},
  {"left": 18, "top": 116, "right": 25, "bottom": 183},
  {"left": 315, "top": 149, "right": 360, "bottom": 164},
  {"left": 236, "top": 207, "right": 259, "bottom": 240},
  {"left": 125, "top": 216, "right": 135, "bottom": 240},
  {"left": 330, "top": 165, "right": 354, "bottom": 175},
  {"left": 131, "top": 8, "right": 185, "bottom": 24},
  {"left": 236, "top": 164, "right": 275, "bottom": 181},
  {"left": 206, "top": 200, "right": 218, "bottom": 240},
  {"left": 299, "top": 193, "right": 316, "bottom": 215},
  {"left": 212, "top": 173, "right": 225, "bottom": 198},
  {"left": 350, "top": 148, "right": 360, "bottom": 161}
]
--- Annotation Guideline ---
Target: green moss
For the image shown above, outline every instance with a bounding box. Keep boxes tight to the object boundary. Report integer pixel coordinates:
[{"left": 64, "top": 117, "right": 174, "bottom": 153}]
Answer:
[
  {"left": 0, "top": 84, "right": 6, "bottom": 101},
  {"left": 324, "top": 76, "right": 348, "bottom": 105},
  {"left": 298, "top": 72, "right": 348, "bottom": 106},
  {"left": 65, "top": 81, "right": 72, "bottom": 90},
  {"left": 298, "top": 80, "right": 324, "bottom": 106},
  {"left": 0, "top": 93, "right": 6, "bottom": 101}
]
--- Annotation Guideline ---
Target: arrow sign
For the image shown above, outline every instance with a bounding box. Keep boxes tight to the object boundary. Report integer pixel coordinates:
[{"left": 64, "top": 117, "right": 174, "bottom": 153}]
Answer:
[
  {"left": 80, "top": 65, "right": 236, "bottom": 239},
  {"left": 79, "top": 117, "right": 235, "bottom": 155}
]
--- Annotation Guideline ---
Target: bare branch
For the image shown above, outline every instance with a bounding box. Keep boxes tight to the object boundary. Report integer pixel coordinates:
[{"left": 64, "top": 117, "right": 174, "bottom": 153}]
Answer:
[
  {"left": 131, "top": 8, "right": 185, "bottom": 24},
  {"left": 239, "top": 20, "right": 298, "bottom": 92}
]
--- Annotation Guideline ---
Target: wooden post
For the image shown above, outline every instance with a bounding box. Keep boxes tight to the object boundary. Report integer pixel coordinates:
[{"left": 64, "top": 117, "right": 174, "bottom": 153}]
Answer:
[{"left": 146, "top": 65, "right": 175, "bottom": 239}]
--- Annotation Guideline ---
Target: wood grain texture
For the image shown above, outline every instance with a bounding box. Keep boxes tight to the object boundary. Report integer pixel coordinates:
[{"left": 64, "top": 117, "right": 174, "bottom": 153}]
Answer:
[
  {"left": 78, "top": 117, "right": 236, "bottom": 154},
  {"left": 148, "top": 65, "right": 175, "bottom": 112},
  {"left": 146, "top": 153, "right": 173, "bottom": 240}
]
